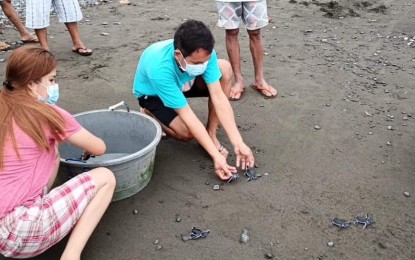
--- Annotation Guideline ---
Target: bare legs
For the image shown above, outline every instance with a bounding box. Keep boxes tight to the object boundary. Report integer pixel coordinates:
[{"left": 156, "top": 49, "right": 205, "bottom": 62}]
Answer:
[
  {"left": 225, "top": 28, "right": 277, "bottom": 99},
  {"left": 225, "top": 28, "right": 244, "bottom": 100},
  {"left": 60, "top": 168, "right": 116, "bottom": 260},
  {"left": 1, "top": 0, "right": 38, "bottom": 42},
  {"left": 66, "top": 22, "right": 92, "bottom": 55},
  {"left": 34, "top": 22, "right": 92, "bottom": 55}
]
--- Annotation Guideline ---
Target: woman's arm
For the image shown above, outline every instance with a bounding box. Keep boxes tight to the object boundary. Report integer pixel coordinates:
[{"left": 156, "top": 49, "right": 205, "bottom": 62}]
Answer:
[{"left": 65, "top": 128, "right": 106, "bottom": 156}]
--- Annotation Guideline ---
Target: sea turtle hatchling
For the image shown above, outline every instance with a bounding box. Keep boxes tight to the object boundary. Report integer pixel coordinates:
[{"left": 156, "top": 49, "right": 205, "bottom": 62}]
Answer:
[
  {"left": 330, "top": 218, "right": 351, "bottom": 229},
  {"left": 181, "top": 227, "right": 210, "bottom": 242},
  {"left": 244, "top": 167, "right": 262, "bottom": 182},
  {"left": 227, "top": 173, "right": 240, "bottom": 183},
  {"left": 354, "top": 214, "right": 375, "bottom": 229}
]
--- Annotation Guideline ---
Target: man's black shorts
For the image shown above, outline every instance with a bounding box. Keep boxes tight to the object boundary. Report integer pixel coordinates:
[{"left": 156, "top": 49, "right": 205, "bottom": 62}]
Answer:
[{"left": 137, "top": 76, "right": 210, "bottom": 126}]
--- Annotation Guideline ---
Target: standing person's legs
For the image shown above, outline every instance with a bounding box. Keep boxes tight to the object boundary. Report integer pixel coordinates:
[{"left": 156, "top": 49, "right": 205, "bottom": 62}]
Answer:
[
  {"left": 65, "top": 22, "right": 92, "bottom": 56},
  {"left": 217, "top": 2, "right": 245, "bottom": 100},
  {"left": 244, "top": 0, "right": 277, "bottom": 98},
  {"left": 1, "top": 0, "right": 38, "bottom": 42},
  {"left": 26, "top": 0, "right": 50, "bottom": 49},
  {"left": 54, "top": 0, "right": 92, "bottom": 56}
]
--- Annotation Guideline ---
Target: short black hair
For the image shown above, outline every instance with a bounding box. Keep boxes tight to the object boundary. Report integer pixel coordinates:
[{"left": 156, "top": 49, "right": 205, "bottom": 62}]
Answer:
[{"left": 173, "top": 20, "right": 215, "bottom": 57}]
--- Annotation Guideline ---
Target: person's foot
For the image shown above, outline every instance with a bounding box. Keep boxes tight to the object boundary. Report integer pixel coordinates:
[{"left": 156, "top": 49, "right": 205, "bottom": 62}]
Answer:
[
  {"left": 229, "top": 82, "right": 245, "bottom": 101},
  {"left": 251, "top": 81, "right": 278, "bottom": 98},
  {"left": 0, "top": 41, "right": 11, "bottom": 51},
  {"left": 21, "top": 34, "right": 39, "bottom": 43},
  {"left": 72, "top": 46, "right": 93, "bottom": 56}
]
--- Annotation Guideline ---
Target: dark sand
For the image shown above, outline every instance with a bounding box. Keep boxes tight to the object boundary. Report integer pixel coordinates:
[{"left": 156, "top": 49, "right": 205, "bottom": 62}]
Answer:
[{"left": 0, "top": 0, "right": 414, "bottom": 259}]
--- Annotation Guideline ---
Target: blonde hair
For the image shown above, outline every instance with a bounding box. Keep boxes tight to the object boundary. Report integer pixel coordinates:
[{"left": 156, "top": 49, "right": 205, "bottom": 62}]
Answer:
[{"left": 0, "top": 46, "right": 65, "bottom": 169}]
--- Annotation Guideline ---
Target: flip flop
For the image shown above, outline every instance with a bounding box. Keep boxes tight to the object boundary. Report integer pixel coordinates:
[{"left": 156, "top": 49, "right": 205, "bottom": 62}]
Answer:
[
  {"left": 21, "top": 35, "right": 39, "bottom": 44},
  {"left": 229, "top": 87, "right": 245, "bottom": 101},
  {"left": 250, "top": 84, "right": 278, "bottom": 99},
  {"left": 72, "top": 47, "right": 93, "bottom": 56}
]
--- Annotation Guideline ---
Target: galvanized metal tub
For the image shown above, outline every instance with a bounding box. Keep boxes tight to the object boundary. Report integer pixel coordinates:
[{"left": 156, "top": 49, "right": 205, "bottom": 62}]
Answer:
[{"left": 58, "top": 102, "right": 162, "bottom": 201}]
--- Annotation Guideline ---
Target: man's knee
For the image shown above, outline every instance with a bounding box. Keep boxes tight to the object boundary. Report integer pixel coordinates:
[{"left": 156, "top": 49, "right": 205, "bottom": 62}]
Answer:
[
  {"left": 218, "top": 59, "right": 233, "bottom": 81},
  {"left": 226, "top": 28, "right": 240, "bottom": 37},
  {"left": 247, "top": 29, "right": 261, "bottom": 38},
  {"left": 175, "top": 132, "right": 193, "bottom": 142}
]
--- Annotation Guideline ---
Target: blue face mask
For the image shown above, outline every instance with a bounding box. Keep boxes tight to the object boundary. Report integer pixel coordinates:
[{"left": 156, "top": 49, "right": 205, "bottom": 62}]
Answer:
[
  {"left": 179, "top": 51, "right": 209, "bottom": 77},
  {"left": 38, "top": 83, "right": 59, "bottom": 105}
]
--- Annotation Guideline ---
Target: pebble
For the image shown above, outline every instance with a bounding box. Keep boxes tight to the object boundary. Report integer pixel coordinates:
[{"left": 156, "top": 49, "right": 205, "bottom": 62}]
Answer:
[
  {"left": 156, "top": 245, "right": 162, "bottom": 250},
  {"left": 176, "top": 216, "right": 181, "bottom": 222},
  {"left": 205, "top": 181, "right": 210, "bottom": 185},
  {"left": 133, "top": 209, "right": 138, "bottom": 215},
  {"left": 403, "top": 116, "right": 408, "bottom": 120},
  {"left": 264, "top": 172, "right": 269, "bottom": 176},
  {"left": 213, "top": 184, "right": 220, "bottom": 190},
  {"left": 327, "top": 241, "right": 334, "bottom": 247},
  {"left": 386, "top": 141, "right": 392, "bottom": 146},
  {"left": 113, "top": 22, "right": 121, "bottom": 25},
  {"left": 387, "top": 126, "right": 393, "bottom": 130},
  {"left": 101, "top": 22, "right": 109, "bottom": 25},
  {"left": 100, "top": 32, "right": 110, "bottom": 36},
  {"left": 314, "top": 125, "right": 321, "bottom": 130},
  {"left": 265, "top": 253, "right": 275, "bottom": 259},
  {"left": 0, "top": 59, "right": 5, "bottom": 63},
  {"left": 240, "top": 229, "right": 249, "bottom": 243},
  {"left": 368, "top": 132, "right": 373, "bottom": 135},
  {"left": 153, "top": 239, "right": 159, "bottom": 245},
  {"left": 404, "top": 192, "right": 410, "bottom": 197}
]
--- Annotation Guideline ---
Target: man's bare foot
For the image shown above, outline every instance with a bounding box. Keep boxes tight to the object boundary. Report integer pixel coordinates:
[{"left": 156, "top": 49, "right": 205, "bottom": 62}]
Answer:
[
  {"left": 251, "top": 80, "right": 277, "bottom": 98},
  {"left": 229, "top": 82, "right": 245, "bottom": 101}
]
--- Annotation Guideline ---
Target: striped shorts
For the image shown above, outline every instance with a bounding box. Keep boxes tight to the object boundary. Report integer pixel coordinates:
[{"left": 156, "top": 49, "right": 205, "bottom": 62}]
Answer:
[
  {"left": 26, "top": 0, "right": 83, "bottom": 29},
  {"left": 216, "top": 0, "right": 269, "bottom": 30},
  {"left": 0, "top": 172, "right": 96, "bottom": 258}
]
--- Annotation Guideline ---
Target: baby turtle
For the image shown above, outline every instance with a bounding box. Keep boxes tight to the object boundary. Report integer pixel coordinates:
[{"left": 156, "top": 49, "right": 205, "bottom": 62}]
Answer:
[
  {"left": 354, "top": 214, "right": 375, "bottom": 229},
  {"left": 181, "top": 227, "right": 210, "bottom": 241},
  {"left": 244, "top": 167, "right": 262, "bottom": 181},
  {"left": 330, "top": 218, "right": 351, "bottom": 229},
  {"left": 227, "top": 173, "right": 240, "bottom": 183}
]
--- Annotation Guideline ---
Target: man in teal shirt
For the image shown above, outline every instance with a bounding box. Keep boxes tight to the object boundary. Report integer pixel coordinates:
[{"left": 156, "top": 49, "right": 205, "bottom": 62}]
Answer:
[{"left": 133, "top": 20, "right": 254, "bottom": 180}]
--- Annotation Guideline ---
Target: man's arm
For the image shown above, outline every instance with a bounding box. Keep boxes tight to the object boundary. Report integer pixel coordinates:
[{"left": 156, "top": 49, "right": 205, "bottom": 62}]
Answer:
[
  {"left": 207, "top": 81, "right": 255, "bottom": 169},
  {"left": 207, "top": 81, "right": 244, "bottom": 147},
  {"left": 175, "top": 105, "right": 236, "bottom": 179}
]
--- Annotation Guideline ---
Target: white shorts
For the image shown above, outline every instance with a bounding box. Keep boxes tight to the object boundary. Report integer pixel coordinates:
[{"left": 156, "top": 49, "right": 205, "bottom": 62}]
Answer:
[
  {"left": 216, "top": 0, "right": 268, "bottom": 30},
  {"left": 26, "top": 0, "right": 83, "bottom": 29}
]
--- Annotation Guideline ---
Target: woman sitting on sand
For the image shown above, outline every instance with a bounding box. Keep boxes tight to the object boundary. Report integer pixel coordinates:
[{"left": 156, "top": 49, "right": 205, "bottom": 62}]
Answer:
[{"left": 0, "top": 45, "right": 115, "bottom": 259}]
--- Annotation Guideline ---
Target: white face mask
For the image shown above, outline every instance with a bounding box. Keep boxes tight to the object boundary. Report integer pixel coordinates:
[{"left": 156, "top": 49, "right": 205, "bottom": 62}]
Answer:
[
  {"left": 178, "top": 51, "right": 208, "bottom": 77},
  {"left": 37, "top": 82, "right": 60, "bottom": 105}
]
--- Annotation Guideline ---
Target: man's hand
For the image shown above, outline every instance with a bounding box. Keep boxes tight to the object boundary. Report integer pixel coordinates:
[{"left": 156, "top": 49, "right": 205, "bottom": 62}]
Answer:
[
  {"left": 234, "top": 143, "right": 255, "bottom": 170},
  {"left": 213, "top": 154, "right": 237, "bottom": 180}
]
